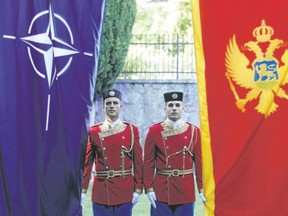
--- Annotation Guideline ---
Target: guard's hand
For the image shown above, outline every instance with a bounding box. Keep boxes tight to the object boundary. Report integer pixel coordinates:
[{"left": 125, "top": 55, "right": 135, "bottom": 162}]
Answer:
[
  {"left": 199, "top": 192, "right": 206, "bottom": 203},
  {"left": 147, "top": 192, "right": 157, "bottom": 209},
  {"left": 81, "top": 193, "right": 86, "bottom": 208},
  {"left": 132, "top": 192, "right": 141, "bottom": 207}
]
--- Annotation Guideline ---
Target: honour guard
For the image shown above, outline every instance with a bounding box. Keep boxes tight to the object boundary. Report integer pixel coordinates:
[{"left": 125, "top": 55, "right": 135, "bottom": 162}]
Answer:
[
  {"left": 143, "top": 91, "right": 206, "bottom": 216},
  {"left": 81, "top": 89, "right": 143, "bottom": 216}
]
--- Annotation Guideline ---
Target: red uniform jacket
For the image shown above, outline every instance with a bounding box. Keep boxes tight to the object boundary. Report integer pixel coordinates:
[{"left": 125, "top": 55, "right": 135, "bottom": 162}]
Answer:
[
  {"left": 82, "top": 121, "right": 143, "bottom": 205},
  {"left": 144, "top": 120, "right": 203, "bottom": 205}
]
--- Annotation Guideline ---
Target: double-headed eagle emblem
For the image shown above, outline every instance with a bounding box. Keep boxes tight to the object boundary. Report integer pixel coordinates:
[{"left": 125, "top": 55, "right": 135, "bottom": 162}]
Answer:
[{"left": 225, "top": 20, "right": 288, "bottom": 117}]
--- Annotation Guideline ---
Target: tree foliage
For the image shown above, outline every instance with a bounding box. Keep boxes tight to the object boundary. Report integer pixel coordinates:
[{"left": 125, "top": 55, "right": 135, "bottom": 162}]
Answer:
[
  {"left": 173, "top": 1, "right": 192, "bottom": 35},
  {"left": 132, "top": 0, "right": 192, "bottom": 35},
  {"left": 95, "top": 0, "right": 137, "bottom": 97}
]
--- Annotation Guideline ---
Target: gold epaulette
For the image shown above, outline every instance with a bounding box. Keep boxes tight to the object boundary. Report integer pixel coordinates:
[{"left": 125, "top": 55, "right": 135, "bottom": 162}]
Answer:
[
  {"left": 90, "top": 122, "right": 102, "bottom": 128},
  {"left": 154, "top": 121, "right": 164, "bottom": 125},
  {"left": 123, "top": 121, "right": 137, "bottom": 127}
]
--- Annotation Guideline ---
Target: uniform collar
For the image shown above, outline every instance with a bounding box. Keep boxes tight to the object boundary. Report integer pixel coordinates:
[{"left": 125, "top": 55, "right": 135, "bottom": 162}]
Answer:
[
  {"left": 104, "top": 118, "right": 121, "bottom": 129},
  {"left": 166, "top": 118, "right": 183, "bottom": 129}
]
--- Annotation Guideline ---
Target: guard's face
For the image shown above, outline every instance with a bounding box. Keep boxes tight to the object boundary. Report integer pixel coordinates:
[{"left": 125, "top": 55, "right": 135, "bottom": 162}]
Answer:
[
  {"left": 103, "top": 97, "right": 122, "bottom": 120},
  {"left": 164, "top": 101, "right": 184, "bottom": 121}
]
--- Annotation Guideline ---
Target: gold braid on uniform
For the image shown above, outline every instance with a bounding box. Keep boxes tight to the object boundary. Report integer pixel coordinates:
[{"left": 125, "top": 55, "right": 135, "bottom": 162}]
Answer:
[
  {"left": 121, "top": 123, "right": 134, "bottom": 179},
  {"left": 166, "top": 124, "right": 195, "bottom": 177},
  {"left": 183, "top": 125, "right": 196, "bottom": 174}
]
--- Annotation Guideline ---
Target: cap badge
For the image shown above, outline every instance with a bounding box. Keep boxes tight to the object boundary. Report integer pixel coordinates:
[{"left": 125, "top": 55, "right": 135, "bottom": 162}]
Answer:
[
  {"left": 172, "top": 93, "right": 178, "bottom": 99},
  {"left": 109, "top": 90, "right": 115, "bottom": 96}
]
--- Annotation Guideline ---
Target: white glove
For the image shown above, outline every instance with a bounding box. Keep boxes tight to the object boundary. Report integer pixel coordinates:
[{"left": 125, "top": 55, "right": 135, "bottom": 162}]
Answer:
[
  {"left": 147, "top": 192, "right": 157, "bottom": 209},
  {"left": 199, "top": 192, "right": 206, "bottom": 203},
  {"left": 132, "top": 192, "right": 141, "bottom": 207},
  {"left": 81, "top": 193, "right": 86, "bottom": 208}
]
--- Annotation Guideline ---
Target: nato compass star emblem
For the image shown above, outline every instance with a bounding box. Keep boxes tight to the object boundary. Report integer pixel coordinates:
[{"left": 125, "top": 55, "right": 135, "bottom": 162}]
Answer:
[{"left": 3, "top": 4, "right": 94, "bottom": 131}]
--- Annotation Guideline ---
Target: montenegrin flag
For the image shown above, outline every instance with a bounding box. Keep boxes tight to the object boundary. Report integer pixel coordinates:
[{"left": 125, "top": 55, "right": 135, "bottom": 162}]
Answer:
[
  {"left": 0, "top": 1, "right": 105, "bottom": 215},
  {"left": 191, "top": 0, "right": 288, "bottom": 215}
]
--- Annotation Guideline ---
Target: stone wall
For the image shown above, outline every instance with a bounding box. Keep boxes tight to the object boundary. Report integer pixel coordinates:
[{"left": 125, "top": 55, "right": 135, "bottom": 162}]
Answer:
[{"left": 91, "top": 79, "right": 199, "bottom": 144}]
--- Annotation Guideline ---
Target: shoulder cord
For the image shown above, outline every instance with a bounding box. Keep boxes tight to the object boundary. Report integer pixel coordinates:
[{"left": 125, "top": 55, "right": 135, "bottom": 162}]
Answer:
[
  {"left": 185, "top": 125, "right": 196, "bottom": 158},
  {"left": 165, "top": 125, "right": 195, "bottom": 175},
  {"left": 121, "top": 123, "right": 134, "bottom": 179},
  {"left": 182, "top": 125, "right": 196, "bottom": 173}
]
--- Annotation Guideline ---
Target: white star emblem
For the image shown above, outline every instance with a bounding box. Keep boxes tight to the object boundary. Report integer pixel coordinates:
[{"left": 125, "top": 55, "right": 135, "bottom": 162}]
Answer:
[
  {"left": 3, "top": 4, "right": 94, "bottom": 131},
  {"left": 21, "top": 4, "right": 79, "bottom": 88}
]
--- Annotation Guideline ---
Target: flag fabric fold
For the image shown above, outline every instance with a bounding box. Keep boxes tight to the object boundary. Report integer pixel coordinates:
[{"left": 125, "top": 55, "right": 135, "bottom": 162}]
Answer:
[
  {"left": 0, "top": 1, "right": 105, "bottom": 215},
  {"left": 191, "top": 1, "right": 288, "bottom": 215}
]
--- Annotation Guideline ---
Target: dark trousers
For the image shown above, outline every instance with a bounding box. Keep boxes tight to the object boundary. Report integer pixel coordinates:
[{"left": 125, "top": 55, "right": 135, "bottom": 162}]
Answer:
[
  {"left": 92, "top": 201, "right": 133, "bottom": 216},
  {"left": 151, "top": 201, "right": 194, "bottom": 216}
]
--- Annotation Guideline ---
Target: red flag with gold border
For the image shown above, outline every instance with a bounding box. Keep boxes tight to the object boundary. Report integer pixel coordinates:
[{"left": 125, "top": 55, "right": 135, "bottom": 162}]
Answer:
[{"left": 191, "top": 1, "right": 288, "bottom": 215}]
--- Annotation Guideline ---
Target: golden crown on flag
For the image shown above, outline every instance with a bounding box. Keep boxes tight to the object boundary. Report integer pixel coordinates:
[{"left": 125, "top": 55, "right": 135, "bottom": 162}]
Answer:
[{"left": 252, "top": 20, "right": 274, "bottom": 42}]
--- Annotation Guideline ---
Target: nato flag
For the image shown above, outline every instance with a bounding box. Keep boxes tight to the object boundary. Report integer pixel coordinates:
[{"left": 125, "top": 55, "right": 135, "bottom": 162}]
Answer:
[{"left": 0, "top": 1, "right": 105, "bottom": 215}]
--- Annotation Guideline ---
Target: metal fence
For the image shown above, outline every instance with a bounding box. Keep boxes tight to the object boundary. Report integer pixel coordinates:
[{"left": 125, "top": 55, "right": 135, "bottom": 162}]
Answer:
[{"left": 120, "top": 34, "right": 197, "bottom": 79}]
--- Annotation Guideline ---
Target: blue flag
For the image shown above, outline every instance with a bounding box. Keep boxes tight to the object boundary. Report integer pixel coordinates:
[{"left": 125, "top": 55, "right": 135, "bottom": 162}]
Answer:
[{"left": 0, "top": 1, "right": 105, "bottom": 215}]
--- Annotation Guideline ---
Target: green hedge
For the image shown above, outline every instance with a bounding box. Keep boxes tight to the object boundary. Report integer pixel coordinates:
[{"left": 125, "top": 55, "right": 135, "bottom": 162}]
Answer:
[{"left": 95, "top": 0, "right": 136, "bottom": 98}]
